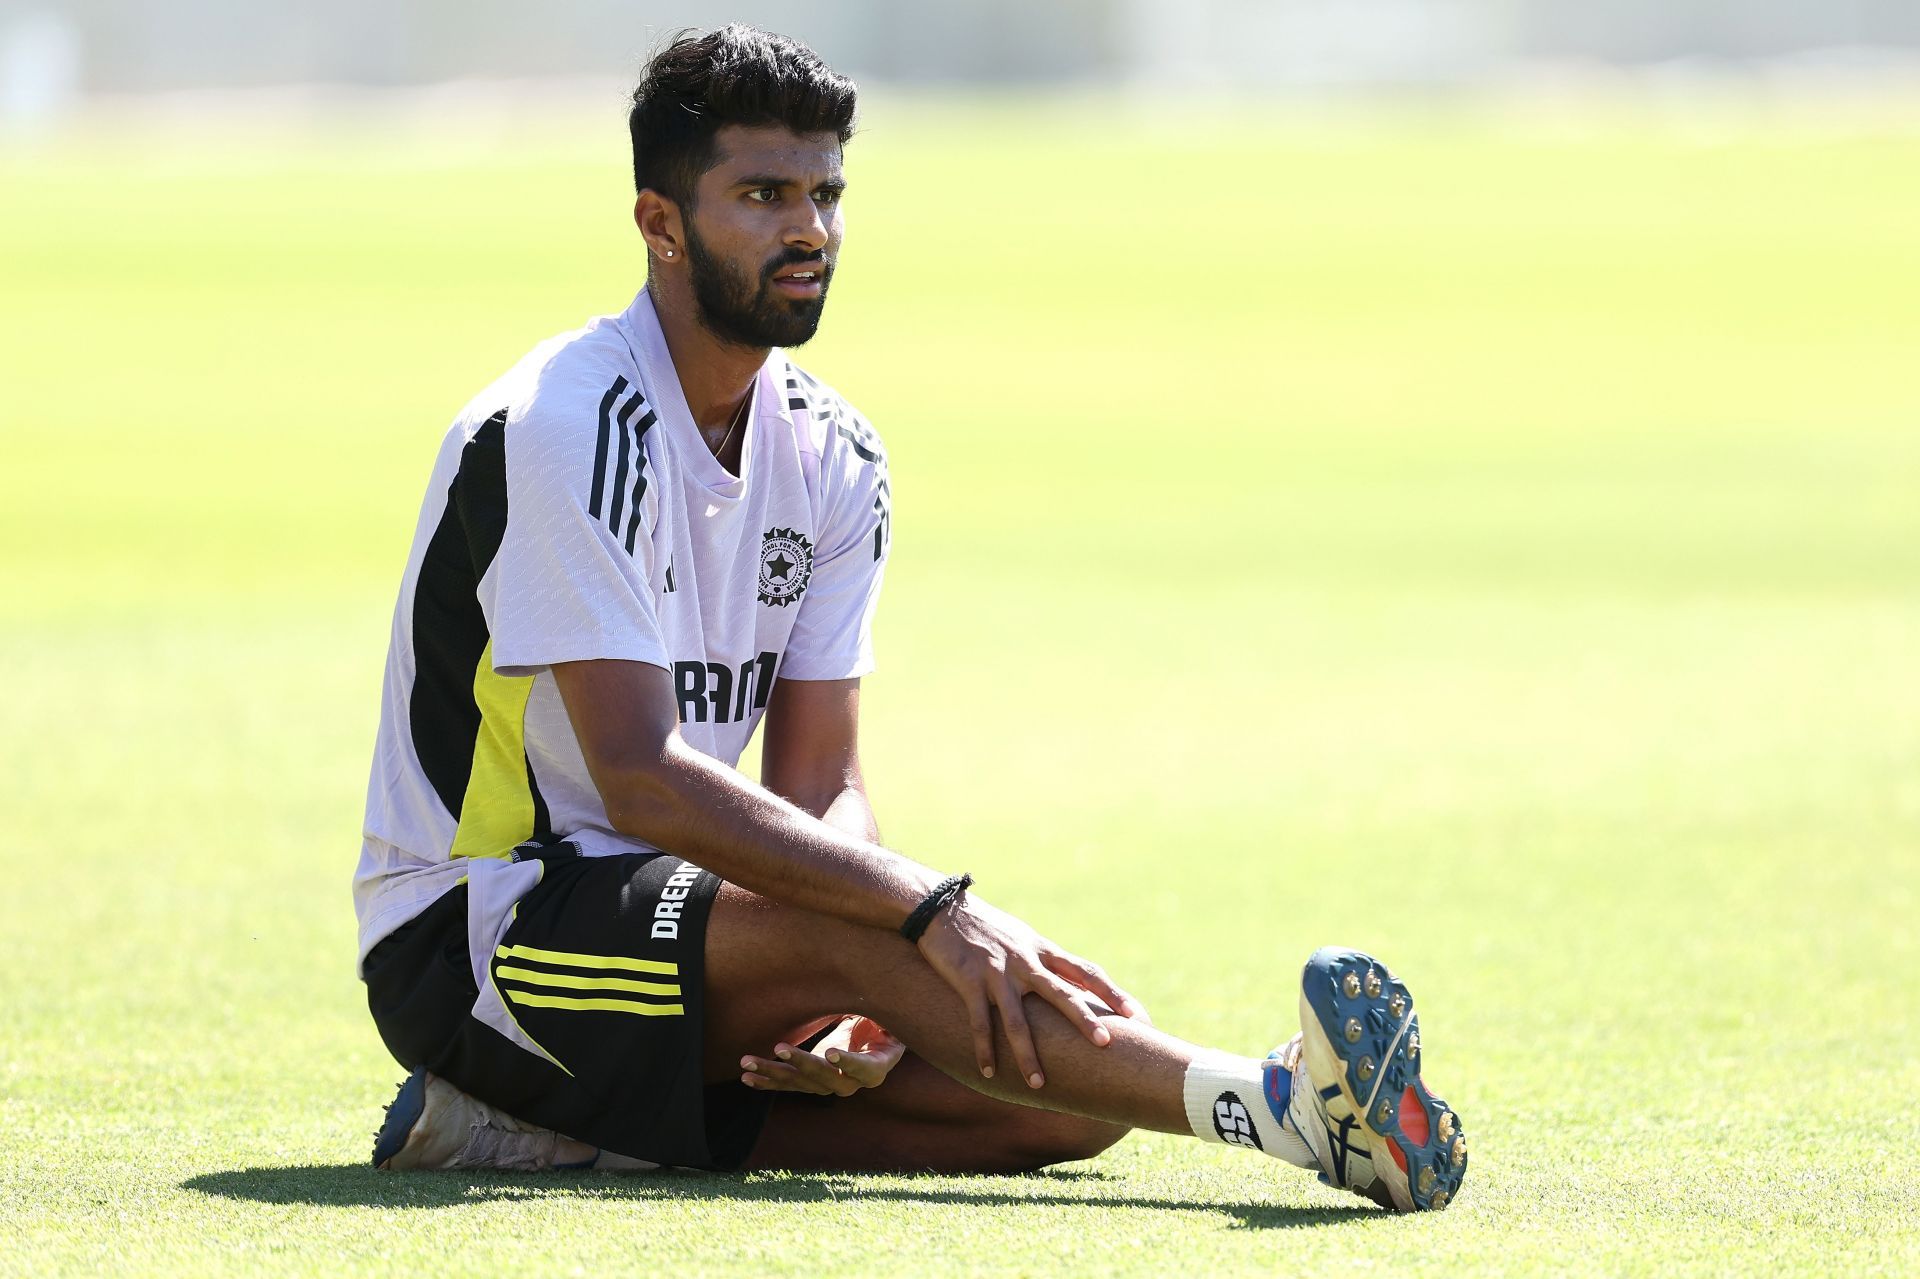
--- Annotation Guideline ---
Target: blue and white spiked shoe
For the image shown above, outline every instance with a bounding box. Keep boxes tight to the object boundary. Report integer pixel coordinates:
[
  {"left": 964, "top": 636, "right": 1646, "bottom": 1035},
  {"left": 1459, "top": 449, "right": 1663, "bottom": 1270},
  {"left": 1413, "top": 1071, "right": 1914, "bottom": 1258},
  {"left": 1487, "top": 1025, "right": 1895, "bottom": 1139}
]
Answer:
[{"left": 1289, "top": 947, "right": 1468, "bottom": 1211}]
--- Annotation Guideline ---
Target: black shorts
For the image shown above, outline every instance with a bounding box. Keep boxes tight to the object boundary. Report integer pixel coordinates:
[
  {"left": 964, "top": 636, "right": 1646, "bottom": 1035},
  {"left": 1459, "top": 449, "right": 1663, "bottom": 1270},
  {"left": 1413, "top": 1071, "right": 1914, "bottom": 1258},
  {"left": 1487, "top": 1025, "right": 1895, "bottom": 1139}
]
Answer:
[{"left": 362, "top": 846, "right": 770, "bottom": 1170}]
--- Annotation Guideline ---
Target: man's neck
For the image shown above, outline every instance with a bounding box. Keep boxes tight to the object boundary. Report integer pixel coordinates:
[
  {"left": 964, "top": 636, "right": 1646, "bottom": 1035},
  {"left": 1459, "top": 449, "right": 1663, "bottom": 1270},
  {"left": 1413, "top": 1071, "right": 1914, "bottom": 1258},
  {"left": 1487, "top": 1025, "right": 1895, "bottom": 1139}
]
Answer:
[{"left": 648, "top": 280, "right": 766, "bottom": 433}]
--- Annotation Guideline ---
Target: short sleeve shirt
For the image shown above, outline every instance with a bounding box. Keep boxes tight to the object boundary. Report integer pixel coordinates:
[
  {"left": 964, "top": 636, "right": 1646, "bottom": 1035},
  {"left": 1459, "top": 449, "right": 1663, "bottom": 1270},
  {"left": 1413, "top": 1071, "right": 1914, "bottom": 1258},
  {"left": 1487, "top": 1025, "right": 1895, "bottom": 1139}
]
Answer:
[{"left": 353, "top": 289, "right": 891, "bottom": 961}]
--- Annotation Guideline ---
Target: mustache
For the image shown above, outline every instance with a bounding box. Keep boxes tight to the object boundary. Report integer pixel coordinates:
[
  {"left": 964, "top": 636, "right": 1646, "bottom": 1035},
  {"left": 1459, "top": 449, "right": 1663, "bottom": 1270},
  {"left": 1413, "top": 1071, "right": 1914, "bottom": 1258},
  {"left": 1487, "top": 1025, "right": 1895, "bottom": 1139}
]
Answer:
[{"left": 764, "top": 247, "right": 831, "bottom": 280}]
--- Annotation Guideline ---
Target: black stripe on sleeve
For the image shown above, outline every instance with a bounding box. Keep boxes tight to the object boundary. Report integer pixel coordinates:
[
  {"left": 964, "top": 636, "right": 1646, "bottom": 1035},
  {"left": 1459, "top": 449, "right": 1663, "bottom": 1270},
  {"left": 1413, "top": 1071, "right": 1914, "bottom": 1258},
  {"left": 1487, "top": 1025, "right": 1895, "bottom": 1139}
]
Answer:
[
  {"left": 606, "top": 389, "right": 642, "bottom": 538},
  {"left": 789, "top": 364, "right": 887, "bottom": 466},
  {"left": 836, "top": 423, "right": 882, "bottom": 465},
  {"left": 587, "top": 376, "right": 627, "bottom": 520},
  {"left": 623, "top": 407, "right": 657, "bottom": 554}
]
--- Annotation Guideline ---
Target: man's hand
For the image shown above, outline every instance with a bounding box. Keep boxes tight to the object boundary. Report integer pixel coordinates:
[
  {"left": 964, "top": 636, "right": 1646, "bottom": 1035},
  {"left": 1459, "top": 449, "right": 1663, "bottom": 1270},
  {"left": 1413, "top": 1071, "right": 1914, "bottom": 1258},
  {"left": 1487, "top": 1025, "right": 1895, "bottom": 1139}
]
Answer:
[
  {"left": 739, "top": 1016, "right": 905, "bottom": 1097},
  {"left": 915, "top": 894, "right": 1146, "bottom": 1089}
]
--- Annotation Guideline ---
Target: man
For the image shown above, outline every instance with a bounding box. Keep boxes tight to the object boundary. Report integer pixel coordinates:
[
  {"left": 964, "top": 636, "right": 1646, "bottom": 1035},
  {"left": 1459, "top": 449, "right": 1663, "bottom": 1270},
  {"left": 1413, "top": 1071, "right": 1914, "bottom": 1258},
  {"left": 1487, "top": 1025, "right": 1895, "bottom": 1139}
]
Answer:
[{"left": 357, "top": 25, "right": 1468, "bottom": 1210}]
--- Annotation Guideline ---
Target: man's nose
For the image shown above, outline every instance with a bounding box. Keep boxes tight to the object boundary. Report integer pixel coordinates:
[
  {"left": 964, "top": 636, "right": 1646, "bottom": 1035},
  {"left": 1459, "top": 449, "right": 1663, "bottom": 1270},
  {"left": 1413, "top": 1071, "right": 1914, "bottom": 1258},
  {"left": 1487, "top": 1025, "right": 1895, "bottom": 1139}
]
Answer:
[{"left": 785, "top": 202, "right": 829, "bottom": 252}]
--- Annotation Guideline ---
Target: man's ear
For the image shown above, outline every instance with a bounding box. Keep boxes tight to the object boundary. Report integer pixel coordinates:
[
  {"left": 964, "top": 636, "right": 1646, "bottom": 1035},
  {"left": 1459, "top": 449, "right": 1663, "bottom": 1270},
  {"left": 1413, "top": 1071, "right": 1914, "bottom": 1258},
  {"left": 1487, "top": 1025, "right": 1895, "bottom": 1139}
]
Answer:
[{"left": 635, "top": 191, "right": 684, "bottom": 261}]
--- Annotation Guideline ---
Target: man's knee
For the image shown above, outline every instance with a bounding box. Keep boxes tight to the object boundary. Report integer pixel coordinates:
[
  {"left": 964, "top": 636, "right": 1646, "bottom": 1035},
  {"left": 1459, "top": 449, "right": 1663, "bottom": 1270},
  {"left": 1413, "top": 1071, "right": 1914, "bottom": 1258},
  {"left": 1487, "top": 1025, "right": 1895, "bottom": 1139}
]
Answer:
[
  {"left": 704, "top": 882, "right": 882, "bottom": 1049},
  {"left": 709, "top": 884, "right": 854, "bottom": 992}
]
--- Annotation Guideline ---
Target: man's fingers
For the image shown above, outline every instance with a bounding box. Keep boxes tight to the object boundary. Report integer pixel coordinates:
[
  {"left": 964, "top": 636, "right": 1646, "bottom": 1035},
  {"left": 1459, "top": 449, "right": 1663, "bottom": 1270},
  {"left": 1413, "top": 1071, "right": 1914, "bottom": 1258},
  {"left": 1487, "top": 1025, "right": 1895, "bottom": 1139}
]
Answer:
[
  {"left": 741, "top": 1039, "right": 901, "bottom": 1097},
  {"left": 739, "top": 1055, "right": 836, "bottom": 1096},
  {"left": 1044, "top": 950, "right": 1138, "bottom": 1016},
  {"left": 786, "top": 1043, "right": 859, "bottom": 1092},
  {"left": 1034, "top": 971, "right": 1112, "bottom": 1047},
  {"left": 962, "top": 986, "right": 997, "bottom": 1079},
  {"left": 824, "top": 1040, "right": 903, "bottom": 1087},
  {"left": 818, "top": 1048, "right": 874, "bottom": 1087},
  {"left": 994, "top": 979, "right": 1045, "bottom": 1089},
  {"left": 1045, "top": 951, "right": 1145, "bottom": 1021}
]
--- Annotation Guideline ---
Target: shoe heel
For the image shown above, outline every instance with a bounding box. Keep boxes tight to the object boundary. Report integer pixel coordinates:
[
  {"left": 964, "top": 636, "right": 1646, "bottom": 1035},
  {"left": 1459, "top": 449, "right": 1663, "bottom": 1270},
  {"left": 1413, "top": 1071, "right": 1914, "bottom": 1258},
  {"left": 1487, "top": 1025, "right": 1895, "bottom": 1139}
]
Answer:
[{"left": 371, "top": 1068, "right": 429, "bottom": 1169}]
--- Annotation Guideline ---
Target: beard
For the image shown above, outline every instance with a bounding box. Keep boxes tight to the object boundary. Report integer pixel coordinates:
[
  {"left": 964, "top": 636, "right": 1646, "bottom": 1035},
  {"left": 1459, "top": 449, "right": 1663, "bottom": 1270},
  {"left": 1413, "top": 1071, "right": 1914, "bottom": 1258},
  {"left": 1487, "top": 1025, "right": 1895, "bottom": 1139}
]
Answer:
[{"left": 684, "top": 222, "right": 833, "bottom": 350}]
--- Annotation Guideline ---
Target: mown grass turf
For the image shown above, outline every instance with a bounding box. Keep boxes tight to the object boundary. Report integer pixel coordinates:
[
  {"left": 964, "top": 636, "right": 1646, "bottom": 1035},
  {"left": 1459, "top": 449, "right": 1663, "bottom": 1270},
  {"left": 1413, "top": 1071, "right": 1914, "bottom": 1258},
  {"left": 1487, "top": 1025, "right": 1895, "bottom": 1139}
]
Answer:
[{"left": 2, "top": 96, "right": 1917, "bottom": 1276}]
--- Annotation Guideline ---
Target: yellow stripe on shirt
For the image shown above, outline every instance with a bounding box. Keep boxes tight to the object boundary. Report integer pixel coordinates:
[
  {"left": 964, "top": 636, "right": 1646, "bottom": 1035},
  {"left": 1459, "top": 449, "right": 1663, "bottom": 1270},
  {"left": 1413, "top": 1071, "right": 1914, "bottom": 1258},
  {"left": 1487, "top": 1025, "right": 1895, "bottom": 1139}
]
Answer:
[{"left": 448, "top": 639, "right": 537, "bottom": 861}]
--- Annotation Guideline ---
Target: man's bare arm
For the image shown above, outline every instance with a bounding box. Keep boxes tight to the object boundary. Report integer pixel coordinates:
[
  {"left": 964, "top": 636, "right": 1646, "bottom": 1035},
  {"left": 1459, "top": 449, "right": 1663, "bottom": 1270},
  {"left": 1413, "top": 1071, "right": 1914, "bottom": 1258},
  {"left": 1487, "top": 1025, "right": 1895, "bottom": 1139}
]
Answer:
[
  {"left": 759, "top": 676, "right": 879, "bottom": 841},
  {"left": 551, "top": 658, "right": 930, "bottom": 929},
  {"left": 550, "top": 657, "right": 1142, "bottom": 1084}
]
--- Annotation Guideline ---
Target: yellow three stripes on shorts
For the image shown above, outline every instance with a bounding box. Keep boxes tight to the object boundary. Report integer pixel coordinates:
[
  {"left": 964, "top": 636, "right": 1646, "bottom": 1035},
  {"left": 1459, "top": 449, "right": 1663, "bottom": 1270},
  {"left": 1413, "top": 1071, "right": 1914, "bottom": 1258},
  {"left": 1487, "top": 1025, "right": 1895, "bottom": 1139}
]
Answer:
[{"left": 493, "top": 942, "right": 685, "bottom": 1017}]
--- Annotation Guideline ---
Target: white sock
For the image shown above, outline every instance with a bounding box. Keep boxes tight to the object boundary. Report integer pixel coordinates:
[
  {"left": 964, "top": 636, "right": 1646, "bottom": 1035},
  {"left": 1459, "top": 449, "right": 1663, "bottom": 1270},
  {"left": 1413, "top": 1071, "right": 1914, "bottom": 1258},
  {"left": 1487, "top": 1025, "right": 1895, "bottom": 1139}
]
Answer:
[{"left": 1181, "top": 1050, "right": 1315, "bottom": 1169}]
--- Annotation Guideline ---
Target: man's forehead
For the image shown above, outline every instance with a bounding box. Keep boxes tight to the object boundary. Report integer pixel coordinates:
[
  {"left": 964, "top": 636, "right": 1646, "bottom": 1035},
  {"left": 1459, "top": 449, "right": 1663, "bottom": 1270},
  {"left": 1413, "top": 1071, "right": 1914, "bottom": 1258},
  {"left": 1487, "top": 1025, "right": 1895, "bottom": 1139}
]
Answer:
[{"left": 707, "top": 124, "right": 844, "bottom": 180}]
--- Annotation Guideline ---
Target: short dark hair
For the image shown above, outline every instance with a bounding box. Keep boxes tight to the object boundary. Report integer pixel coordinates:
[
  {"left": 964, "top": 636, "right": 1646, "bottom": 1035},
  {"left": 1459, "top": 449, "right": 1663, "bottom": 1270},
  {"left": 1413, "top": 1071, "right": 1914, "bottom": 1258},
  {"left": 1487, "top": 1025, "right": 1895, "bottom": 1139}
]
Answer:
[{"left": 628, "top": 25, "right": 857, "bottom": 208}]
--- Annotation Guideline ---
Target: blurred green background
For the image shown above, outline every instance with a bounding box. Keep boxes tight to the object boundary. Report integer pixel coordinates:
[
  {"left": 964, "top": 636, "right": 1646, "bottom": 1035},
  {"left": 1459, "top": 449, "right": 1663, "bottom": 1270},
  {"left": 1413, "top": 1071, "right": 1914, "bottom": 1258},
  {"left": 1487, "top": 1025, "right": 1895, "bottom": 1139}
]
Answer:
[{"left": 2, "top": 99, "right": 1918, "bottom": 1275}]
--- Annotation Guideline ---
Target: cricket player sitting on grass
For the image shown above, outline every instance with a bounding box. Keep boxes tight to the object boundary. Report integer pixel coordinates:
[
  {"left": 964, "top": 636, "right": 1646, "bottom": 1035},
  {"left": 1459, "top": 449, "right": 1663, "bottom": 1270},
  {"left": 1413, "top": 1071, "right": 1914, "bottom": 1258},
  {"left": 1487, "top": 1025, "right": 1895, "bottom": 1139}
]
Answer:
[{"left": 356, "top": 24, "right": 1468, "bottom": 1211}]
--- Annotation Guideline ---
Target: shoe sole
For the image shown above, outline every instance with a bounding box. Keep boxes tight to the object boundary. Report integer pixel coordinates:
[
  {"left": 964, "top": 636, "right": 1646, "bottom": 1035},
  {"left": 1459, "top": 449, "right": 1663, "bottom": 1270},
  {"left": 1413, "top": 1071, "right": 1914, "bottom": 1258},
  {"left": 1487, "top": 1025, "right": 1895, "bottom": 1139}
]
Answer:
[
  {"left": 1298, "top": 946, "right": 1467, "bottom": 1211},
  {"left": 371, "top": 1068, "right": 428, "bottom": 1170}
]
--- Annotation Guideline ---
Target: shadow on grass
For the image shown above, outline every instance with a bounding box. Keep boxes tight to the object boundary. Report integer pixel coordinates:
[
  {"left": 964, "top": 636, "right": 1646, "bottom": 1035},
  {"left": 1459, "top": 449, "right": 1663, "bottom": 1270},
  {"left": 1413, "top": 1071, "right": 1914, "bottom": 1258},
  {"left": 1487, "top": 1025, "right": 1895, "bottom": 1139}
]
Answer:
[{"left": 182, "top": 1164, "right": 1373, "bottom": 1230}]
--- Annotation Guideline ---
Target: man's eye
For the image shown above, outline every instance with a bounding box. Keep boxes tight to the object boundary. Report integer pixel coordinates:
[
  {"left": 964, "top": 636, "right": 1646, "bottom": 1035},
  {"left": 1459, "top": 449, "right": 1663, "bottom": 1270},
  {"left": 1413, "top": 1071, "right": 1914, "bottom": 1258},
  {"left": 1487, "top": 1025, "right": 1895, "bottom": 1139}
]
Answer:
[
  {"left": 815, "top": 189, "right": 842, "bottom": 206},
  {"left": 748, "top": 188, "right": 778, "bottom": 203}
]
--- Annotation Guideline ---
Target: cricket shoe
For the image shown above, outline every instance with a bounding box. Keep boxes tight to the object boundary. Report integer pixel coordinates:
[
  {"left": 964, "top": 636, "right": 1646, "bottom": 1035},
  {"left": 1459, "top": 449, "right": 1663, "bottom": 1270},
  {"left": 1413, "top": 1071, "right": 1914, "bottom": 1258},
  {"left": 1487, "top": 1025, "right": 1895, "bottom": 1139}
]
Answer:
[
  {"left": 371, "top": 1068, "right": 601, "bottom": 1172},
  {"left": 1288, "top": 947, "right": 1468, "bottom": 1211}
]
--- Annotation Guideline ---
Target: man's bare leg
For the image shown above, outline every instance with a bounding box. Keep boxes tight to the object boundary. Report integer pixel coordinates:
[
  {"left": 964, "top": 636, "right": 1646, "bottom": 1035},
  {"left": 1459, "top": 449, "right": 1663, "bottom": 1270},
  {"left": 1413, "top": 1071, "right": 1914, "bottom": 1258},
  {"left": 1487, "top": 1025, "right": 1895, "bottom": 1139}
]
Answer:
[
  {"left": 704, "top": 888, "right": 1470, "bottom": 1212},
  {"left": 703, "top": 882, "right": 1200, "bottom": 1143},
  {"left": 375, "top": 879, "right": 1464, "bottom": 1208},
  {"left": 744, "top": 1051, "right": 1128, "bottom": 1172}
]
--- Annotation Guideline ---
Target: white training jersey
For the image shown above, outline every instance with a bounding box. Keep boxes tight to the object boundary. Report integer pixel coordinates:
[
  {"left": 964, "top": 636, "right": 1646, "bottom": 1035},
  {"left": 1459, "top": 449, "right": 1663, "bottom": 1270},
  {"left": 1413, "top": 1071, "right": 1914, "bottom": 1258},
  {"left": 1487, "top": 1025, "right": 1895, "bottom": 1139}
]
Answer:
[{"left": 354, "top": 287, "right": 892, "bottom": 975}]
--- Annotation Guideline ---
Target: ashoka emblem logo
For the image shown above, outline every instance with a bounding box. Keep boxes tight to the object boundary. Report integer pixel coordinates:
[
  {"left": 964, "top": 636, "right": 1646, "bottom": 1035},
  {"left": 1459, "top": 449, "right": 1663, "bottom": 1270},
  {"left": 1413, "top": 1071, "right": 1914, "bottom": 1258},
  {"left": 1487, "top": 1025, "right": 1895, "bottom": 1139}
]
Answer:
[{"left": 757, "top": 527, "right": 814, "bottom": 607}]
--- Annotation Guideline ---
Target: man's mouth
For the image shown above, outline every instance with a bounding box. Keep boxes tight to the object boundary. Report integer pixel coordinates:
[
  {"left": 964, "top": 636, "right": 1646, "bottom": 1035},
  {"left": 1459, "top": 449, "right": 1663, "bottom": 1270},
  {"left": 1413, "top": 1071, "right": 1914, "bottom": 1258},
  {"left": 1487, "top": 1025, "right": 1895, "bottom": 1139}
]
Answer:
[{"left": 770, "top": 263, "right": 827, "bottom": 299}]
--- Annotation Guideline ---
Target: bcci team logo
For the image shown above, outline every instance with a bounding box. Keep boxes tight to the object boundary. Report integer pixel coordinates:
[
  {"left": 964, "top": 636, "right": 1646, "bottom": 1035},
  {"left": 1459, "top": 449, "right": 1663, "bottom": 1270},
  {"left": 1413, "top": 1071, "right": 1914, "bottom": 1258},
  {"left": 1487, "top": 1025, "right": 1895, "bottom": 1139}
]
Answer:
[{"left": 757, "top": 527, "right": 814, "bottom": 607}]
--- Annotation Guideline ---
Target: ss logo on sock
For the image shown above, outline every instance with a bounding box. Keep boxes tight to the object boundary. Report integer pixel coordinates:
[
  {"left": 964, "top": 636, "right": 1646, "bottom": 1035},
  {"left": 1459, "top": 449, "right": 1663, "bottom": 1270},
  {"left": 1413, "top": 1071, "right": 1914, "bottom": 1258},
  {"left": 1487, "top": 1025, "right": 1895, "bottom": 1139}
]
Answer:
[{"left": 1213, "top": 1093, "right": 1263, "bottom": 1150}]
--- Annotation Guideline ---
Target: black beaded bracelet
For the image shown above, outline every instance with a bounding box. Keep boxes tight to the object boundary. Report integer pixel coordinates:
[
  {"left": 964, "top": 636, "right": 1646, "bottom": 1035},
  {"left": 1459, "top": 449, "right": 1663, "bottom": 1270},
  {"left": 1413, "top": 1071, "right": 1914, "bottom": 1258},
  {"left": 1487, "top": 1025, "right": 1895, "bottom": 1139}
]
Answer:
[{"left": 900, "top": 872, "right": 973, "bottom": 943}]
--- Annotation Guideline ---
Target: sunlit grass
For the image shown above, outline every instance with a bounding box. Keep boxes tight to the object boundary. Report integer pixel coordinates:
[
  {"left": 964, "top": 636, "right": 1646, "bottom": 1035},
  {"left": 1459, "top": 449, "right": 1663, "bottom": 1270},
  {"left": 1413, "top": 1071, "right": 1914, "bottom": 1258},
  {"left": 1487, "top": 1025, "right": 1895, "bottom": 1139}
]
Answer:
[{"left": 2, "top": 100, "right": 1917, "bottom": 1276}]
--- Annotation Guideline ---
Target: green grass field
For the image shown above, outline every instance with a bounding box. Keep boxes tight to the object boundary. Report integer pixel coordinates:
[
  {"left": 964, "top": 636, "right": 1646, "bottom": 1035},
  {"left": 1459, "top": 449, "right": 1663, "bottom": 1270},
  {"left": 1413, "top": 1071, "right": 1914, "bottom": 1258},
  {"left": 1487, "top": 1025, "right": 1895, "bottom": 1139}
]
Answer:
[{"left": 3, "top": 96, "right": 1918, "bottom": 1276}]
